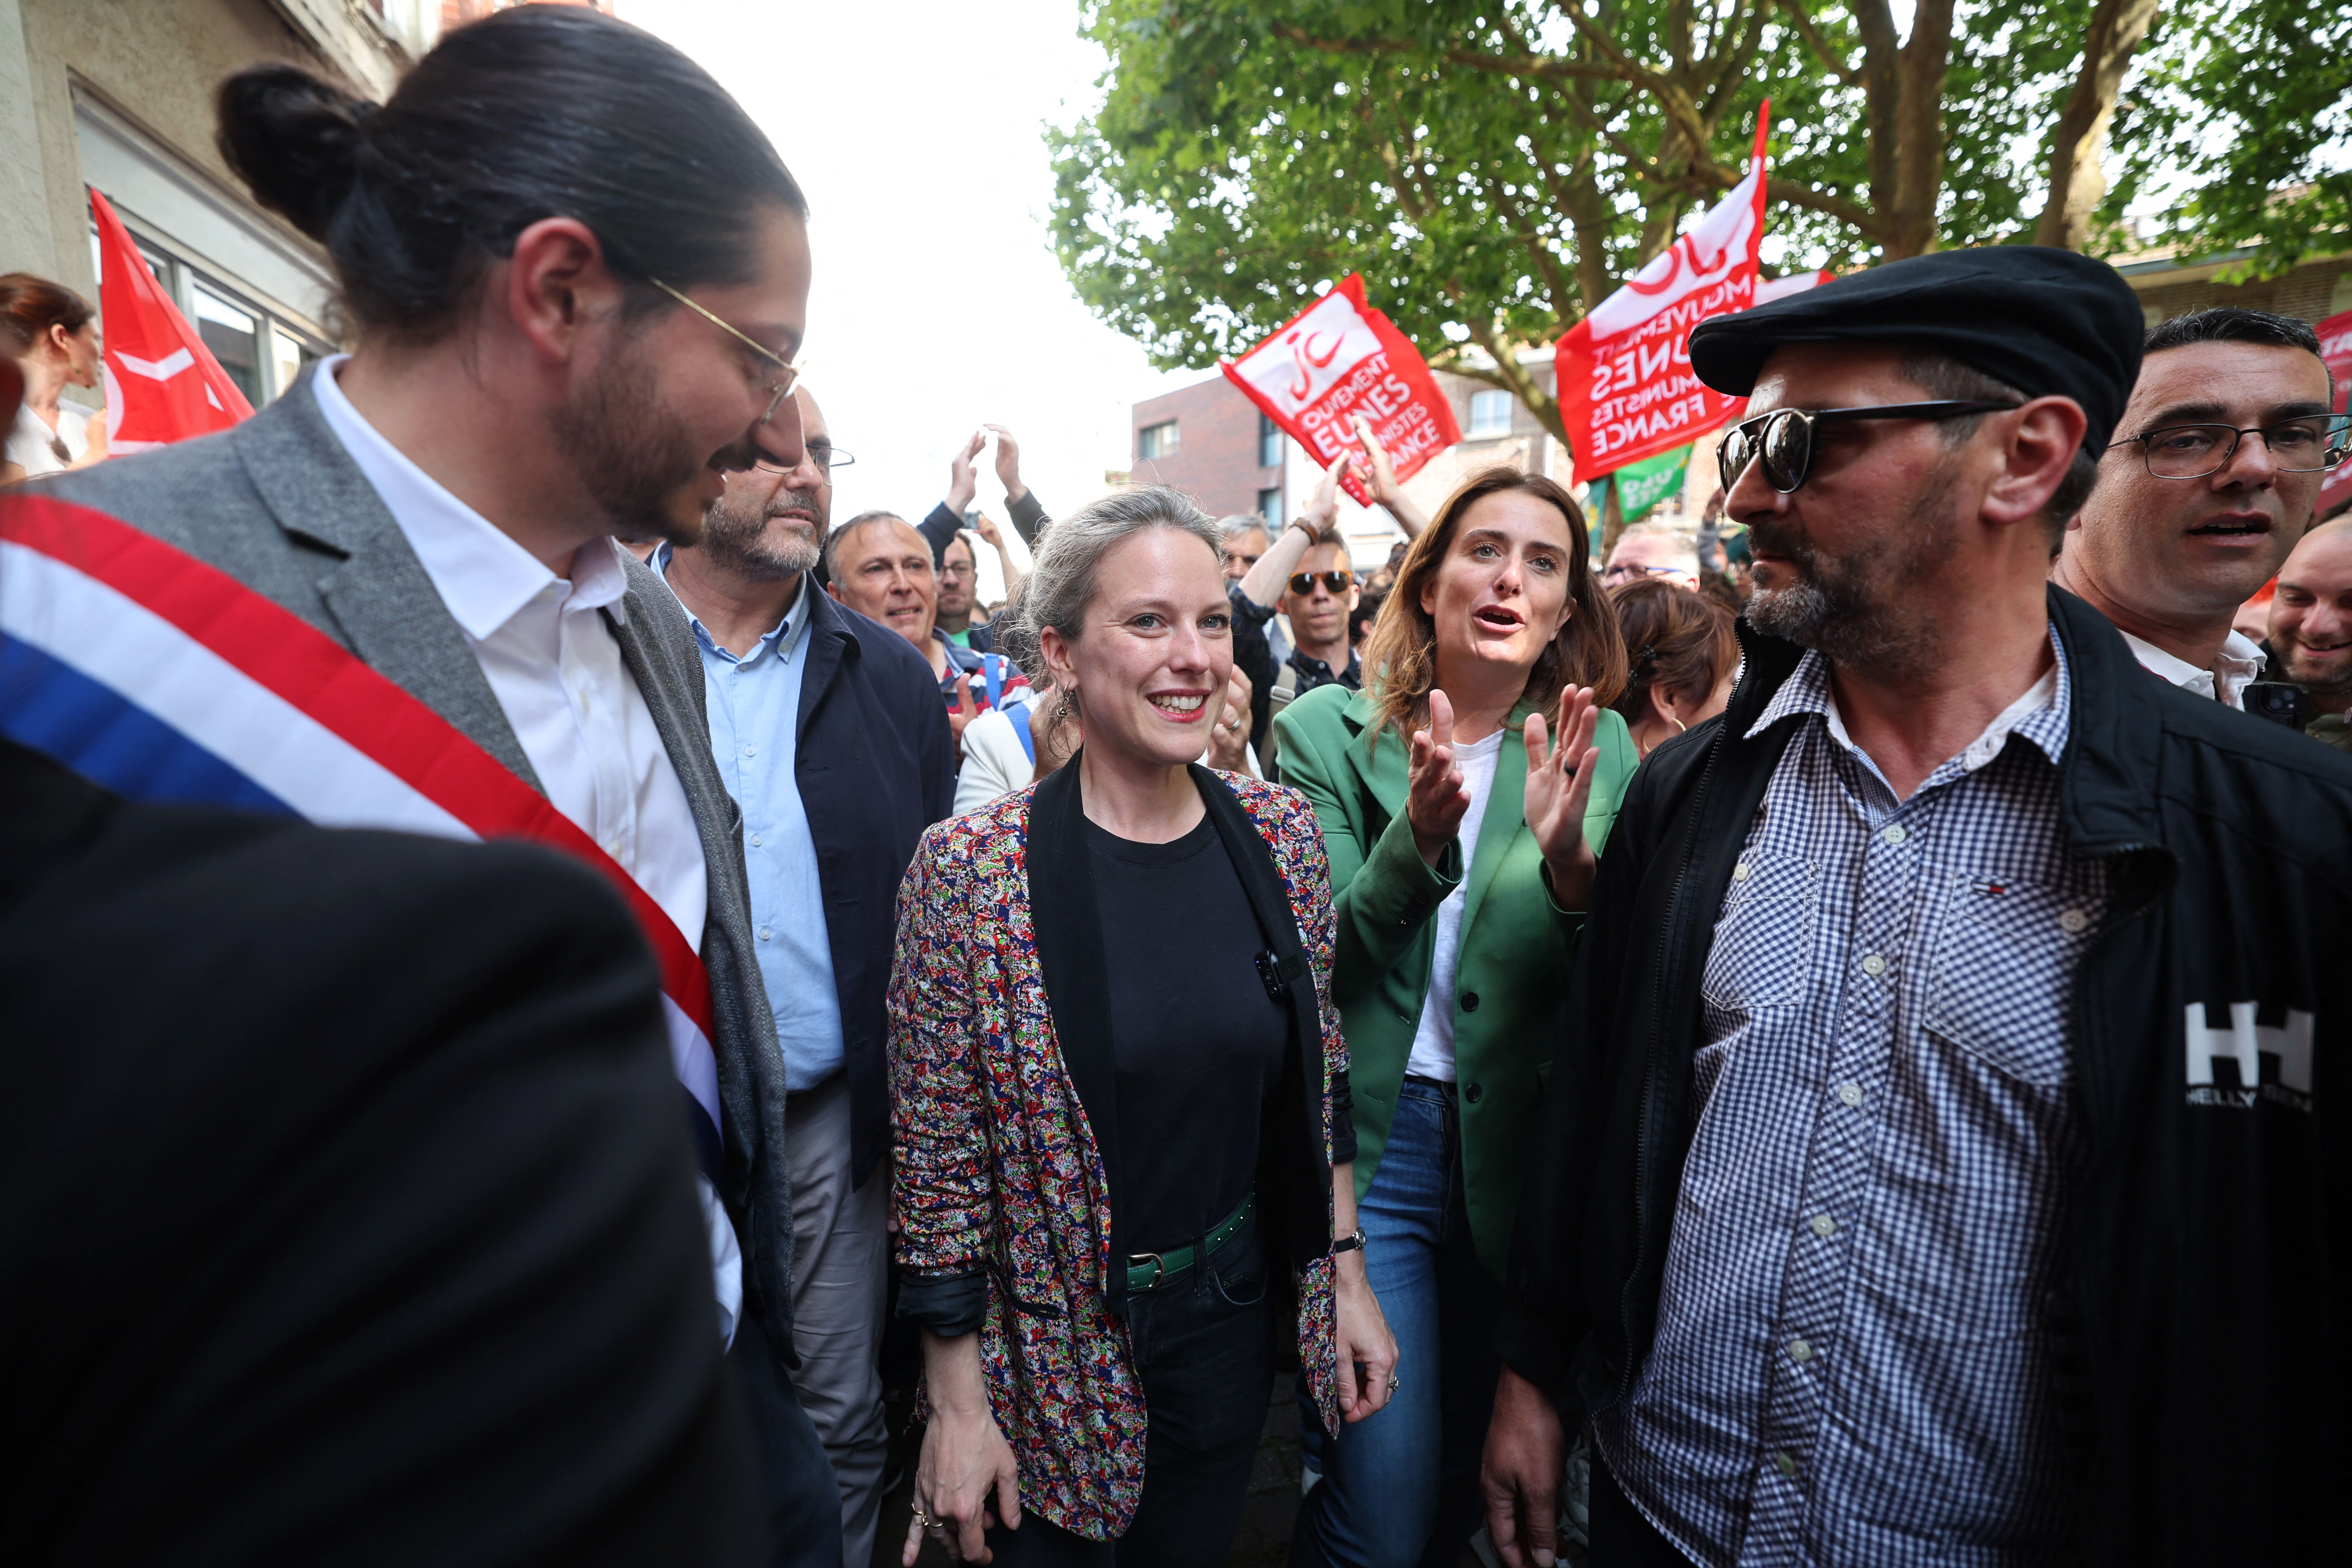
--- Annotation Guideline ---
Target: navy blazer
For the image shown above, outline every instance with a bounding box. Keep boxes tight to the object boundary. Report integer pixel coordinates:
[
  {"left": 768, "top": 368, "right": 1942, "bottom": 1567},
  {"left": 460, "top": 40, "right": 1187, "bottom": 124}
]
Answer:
[{"left": 795, "top": 586, "right": 957, "bottom": 1184}]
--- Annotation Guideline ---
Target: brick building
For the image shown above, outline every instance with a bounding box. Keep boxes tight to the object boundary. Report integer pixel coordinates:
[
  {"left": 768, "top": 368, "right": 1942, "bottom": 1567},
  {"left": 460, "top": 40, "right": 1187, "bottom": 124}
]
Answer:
[{"left": 1129, "top": 375, "right": 1290, "bottom": 523}]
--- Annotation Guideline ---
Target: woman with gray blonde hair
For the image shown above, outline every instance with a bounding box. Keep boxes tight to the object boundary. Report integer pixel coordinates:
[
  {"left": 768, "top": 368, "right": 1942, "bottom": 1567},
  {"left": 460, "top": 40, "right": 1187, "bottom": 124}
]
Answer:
[{"left": 890, "top": 485, "right": 1397, "bottom": 1564}]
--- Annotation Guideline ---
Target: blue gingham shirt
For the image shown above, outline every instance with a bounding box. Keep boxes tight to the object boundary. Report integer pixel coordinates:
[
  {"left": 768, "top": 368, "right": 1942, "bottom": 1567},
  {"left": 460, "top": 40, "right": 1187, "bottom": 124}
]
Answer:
[{"left": 1594, "top": 630, "right": 2106, "bottom": 1566}]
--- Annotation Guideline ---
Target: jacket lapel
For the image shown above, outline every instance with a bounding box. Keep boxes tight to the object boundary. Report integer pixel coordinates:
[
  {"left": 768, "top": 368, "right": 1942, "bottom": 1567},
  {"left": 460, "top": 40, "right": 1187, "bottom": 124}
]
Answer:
[
  {"left": 1193, "top": 766, "right": 1334, "bottom": 1271},
  {"left": 1025, "top": 760, "right": 1129, "bottom": 1308},
  {"left": 1340, "top": 685, "right": 1410, "bottom": 817},
  {"left": 795, "top": 584, "right": 855, "bottom": 741},
  {"left": 231, "top": 363, "right": 541, "bottom": 790}
]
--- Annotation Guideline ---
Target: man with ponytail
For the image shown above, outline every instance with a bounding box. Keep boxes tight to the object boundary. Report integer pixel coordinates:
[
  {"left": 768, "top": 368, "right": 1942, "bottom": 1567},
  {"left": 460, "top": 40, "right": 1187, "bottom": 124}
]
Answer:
[{"left": 30, "top": 8, "right": 838, "bottom": 1563}]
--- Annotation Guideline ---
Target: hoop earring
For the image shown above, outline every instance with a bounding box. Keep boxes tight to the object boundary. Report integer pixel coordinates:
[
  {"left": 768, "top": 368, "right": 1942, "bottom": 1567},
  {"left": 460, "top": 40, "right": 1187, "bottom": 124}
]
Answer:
[{"left": 1670, "top": 714, "right": 1688, "bottom": 735}]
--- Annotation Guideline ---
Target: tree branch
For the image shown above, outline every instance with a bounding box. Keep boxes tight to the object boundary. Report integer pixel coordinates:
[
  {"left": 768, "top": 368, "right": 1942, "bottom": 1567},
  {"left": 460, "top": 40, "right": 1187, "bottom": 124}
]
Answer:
[{"left": 1771, "top": 0, "right": 1862, "bottom": 87}]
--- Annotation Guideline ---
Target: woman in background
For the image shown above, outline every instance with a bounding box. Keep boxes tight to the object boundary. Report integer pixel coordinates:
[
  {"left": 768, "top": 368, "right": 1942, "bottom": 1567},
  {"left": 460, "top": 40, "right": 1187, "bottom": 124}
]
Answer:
[
  {"left": 0, "top": 273, "right": 106, "bottom": 484},
  {"left": 1607, "top": 577, "right": 1739, "bottom": 759}
]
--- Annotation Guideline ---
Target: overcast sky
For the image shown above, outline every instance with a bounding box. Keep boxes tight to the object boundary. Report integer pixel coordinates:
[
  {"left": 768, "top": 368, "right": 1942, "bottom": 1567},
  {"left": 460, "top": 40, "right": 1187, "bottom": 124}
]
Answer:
[{"left": 633, "top": 0, "right": 1200, "bottom": 589}]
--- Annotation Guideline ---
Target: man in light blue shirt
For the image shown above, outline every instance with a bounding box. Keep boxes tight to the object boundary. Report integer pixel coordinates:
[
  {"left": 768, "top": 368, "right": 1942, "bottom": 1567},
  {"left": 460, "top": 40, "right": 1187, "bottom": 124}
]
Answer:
[{"left": 660, "top": 389, "right": 953, "bottom": 1568}]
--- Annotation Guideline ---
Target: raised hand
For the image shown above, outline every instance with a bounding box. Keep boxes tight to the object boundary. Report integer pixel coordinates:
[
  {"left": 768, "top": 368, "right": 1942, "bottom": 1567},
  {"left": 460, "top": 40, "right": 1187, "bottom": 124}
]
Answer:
[
  {"left": 969, "top": 512, "right": 1004, "bottom": 548},
  {"left": 946, "top": 429, "right": 986, "bottom": 516},
  {"left": 982, "top": 423, "right": 1028, "bottom": 503},
  {"left": 1406, "top": 688, "right": 1471, "bottom": 866},
  {"left": 1351, "top": 414, "right": 1428, "bottom": 538},
  {"left": 1523, "top": 684, "right": 1604, "bottom": 908},
  {"left": 947, "top": 671, "right": 976, "bottom": 756},
  {"left": 1206, "top": 665, "right": 1253, "bottom": 773}
]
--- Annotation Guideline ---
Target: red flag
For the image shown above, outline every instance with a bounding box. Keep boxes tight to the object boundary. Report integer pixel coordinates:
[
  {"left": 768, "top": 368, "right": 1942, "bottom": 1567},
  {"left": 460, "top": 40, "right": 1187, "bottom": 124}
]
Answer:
[
  {"left": 2317, "top": 307, "right": 2352, "bottom": 521},
  {"left": 89, "top": 186, "right": 253, "bottom": 451},
  {"left": 1221, "top": 274, "right": 1462, "bottom": 506},
  {"left": 1559, "top": 106, "right": 1772, "bottom": 484}
]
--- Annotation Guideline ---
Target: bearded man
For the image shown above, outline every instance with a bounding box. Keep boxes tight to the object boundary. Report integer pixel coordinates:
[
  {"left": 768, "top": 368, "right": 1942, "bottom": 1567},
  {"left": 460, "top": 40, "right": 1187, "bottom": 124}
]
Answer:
[
  {"left": 659, "top": 385, "right": 953, "bottom": 1568},
  {"left": 29, "top": 12, "right": 853, "bottom": 1562},
  {"left": 1479, "top": 248, "right": 2352, "bottom": 1568}
]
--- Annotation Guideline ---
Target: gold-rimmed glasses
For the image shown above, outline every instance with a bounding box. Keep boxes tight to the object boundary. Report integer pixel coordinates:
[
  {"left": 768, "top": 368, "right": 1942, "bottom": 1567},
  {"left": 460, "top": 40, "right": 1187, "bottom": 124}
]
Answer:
[{"left": 645, "top": 274, "right": 802, "bottom": 425}]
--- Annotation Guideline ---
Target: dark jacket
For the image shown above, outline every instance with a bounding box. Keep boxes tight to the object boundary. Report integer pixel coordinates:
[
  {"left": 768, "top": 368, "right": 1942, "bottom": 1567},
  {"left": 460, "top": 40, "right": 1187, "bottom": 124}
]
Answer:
[
  {"left": 0, "top": 743, "right": 762, "bottom": 1564},
  {"left": 794, "top": 588, "right": 957, "bottom": 1185},
  {"left": 1498, "top": 588, "right": 2352, "bottom": 1566},
  {"left": 918, "top": 492, "right": 1048, "bottom": 657}
]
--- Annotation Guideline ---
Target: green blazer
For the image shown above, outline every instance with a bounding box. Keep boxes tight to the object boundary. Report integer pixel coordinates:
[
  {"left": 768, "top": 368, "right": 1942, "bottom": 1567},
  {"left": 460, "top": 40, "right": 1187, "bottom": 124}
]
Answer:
[{"left": 1272, "top": 681, "right": 1637, "bottom": 1280}]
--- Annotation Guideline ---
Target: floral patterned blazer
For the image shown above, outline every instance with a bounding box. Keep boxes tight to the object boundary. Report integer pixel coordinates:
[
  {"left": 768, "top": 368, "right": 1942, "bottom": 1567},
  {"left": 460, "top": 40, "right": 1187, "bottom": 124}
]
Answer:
[{"left": 887, "top": 760, "right": 1351, "bottom": 1541}]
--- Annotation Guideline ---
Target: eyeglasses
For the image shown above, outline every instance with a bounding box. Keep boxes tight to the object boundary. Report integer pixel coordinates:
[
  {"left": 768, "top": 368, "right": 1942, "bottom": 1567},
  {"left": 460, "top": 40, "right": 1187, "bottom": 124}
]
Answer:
[
  {"left": 2108, "top": 415, "right": 2350, "bottom": 479},
  {"left": 750, "top": 442, "right": 855, "bottom": 477},
  {"left": 1604, "top": 562, "right": 1691, "bottom": 583},
  {"left": 646, "top": 274, "right": 802, "bottom": 425},
  {"left": 1289, "top": 570, "right": 1354, "bottom": 595},
  {"left": 1717, "top": 401, "right": 2022, "bottom": 494}
]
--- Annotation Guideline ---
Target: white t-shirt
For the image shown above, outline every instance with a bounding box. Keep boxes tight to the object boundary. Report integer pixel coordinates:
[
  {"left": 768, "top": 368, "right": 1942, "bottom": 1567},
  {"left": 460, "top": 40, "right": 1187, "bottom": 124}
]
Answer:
[
  {"left": 6, "top": 402, "right": 91, "bottom": 477},
  {"left": 1403, "top": 728, "right": 1509, "bottom": 1082}
]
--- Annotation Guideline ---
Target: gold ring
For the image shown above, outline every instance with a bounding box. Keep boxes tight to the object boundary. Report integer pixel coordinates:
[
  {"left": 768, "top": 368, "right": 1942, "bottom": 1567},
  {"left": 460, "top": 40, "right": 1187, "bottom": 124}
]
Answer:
[{"left": 911, "top": 1508, "right": 936, "bottom": 1529}]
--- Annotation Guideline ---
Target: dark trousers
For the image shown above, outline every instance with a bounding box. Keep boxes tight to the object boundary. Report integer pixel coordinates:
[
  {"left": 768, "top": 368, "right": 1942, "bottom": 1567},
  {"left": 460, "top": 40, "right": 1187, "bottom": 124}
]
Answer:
[
  {"left": 985, "top": 1218, "right": 1272, "bottom": 1566},
  {"left": 730, "top": 1314, "right": 846, "bottom": 1568},
  {"left": 1588, "top": 1455, "right": 1696, "bottom": 1568}
]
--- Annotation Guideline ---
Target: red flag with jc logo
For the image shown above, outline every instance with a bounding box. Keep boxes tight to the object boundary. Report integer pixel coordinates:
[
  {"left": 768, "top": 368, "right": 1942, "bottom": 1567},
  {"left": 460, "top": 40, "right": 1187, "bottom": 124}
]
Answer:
[
  {"left": 89, "top": 186, "right": 253, "bottom": 451},
  {"left": 1559, "top": 106, "right": 1772, "bottom": 484},
  {"left": 1221, "top": 274, "right": 1462, "bottom": 504}
]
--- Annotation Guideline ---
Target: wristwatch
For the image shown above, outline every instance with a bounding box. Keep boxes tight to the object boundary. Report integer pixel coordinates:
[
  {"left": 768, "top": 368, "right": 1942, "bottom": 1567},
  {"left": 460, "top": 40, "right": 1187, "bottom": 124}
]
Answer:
[{"left": 1330, "top": 1227, "right": 1367, "bottom": 1257}]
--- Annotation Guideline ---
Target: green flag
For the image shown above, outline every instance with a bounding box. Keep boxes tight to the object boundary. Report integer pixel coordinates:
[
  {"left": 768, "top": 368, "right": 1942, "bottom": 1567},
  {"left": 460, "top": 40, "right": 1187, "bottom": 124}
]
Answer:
[{"left": 1604, "top": 445, "right": 1692, "bottom": 522}]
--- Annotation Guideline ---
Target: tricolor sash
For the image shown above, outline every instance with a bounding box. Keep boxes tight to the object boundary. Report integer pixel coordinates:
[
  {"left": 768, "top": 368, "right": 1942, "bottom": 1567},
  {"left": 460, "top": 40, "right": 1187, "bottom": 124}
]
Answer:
[{"left": 0, "top": 495, "right": 724, "bottom": 1182}]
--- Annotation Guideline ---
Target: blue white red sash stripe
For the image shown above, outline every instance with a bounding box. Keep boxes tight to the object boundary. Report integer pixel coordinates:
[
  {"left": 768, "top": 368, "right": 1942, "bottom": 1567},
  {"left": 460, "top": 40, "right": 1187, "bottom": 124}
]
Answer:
[{"left": 0, "top": 495, "right": 725, "bottom": 1183}]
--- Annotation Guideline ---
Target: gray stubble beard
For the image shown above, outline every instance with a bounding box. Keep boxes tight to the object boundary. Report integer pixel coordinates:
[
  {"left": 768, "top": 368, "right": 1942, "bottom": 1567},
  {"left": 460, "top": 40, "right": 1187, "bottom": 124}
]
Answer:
[{"left": 1742, "top": 462, "right": 1962, "bottom": 684}]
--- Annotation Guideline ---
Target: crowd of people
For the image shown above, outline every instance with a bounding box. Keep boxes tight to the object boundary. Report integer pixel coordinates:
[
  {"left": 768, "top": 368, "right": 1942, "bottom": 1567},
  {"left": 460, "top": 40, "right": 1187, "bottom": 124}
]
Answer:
[{"left": 2, "top": 9, "right": 2349, "bottom": 1568}]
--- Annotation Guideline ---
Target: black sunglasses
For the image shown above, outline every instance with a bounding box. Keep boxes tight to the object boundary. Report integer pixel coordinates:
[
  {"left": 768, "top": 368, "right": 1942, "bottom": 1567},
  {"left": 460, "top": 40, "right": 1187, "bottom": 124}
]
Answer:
[
  {"left": 1717, "top": 401, "right": 2021, "bottom": 494},
  {"left": 1289, "top": 569, "right": 1354, "bottom": 595}
]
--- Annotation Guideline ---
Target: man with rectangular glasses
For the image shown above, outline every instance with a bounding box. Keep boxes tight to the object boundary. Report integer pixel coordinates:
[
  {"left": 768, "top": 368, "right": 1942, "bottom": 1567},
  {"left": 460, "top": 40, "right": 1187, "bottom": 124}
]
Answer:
[
  {"left": 2052, "top": 307, "right": 2346, "bottom": 708},
  {"left": 1482, "top": 247, "right": 2352, "bottom": 1568}
]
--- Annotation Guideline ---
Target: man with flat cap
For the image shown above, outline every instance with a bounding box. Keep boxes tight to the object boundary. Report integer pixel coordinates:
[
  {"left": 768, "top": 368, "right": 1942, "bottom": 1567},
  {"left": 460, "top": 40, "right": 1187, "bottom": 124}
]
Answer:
[{"left": 1479, "top": 247, "right": 2352, "bottom": 1568}]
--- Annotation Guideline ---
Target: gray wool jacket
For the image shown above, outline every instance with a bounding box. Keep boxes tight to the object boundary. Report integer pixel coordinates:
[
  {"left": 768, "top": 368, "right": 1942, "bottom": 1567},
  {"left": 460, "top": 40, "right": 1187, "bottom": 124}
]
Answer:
[{"left": 36, "top": 364, "right": 797, "bottom": 1363}]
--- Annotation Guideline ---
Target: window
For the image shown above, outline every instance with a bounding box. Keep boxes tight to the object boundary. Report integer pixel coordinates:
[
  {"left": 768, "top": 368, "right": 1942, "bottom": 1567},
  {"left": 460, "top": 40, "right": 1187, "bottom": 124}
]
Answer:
[
  {"left": 1468, "top": 390, "right": 1514, "bottom": 439},
  {"left": 192, "top": 281, "right": 263, "bottom": 408},
  {"left": 1259, "top": 412, "right": 1283, "bottom": 468},
  {"left": 1258, "top": 486, "right": 1284, "bottom": 527},
  {"left": 89, "top": 224, "right": 330, "bottom": 407},
  {"left": 1138, "top": 420, "right": 1180, "bottom": 461}
]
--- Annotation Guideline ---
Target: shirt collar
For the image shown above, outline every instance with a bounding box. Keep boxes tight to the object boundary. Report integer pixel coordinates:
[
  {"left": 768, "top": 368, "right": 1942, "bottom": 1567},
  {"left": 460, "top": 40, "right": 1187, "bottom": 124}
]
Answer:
[
  {"left": 652, "top": 542, "right": 811, "bottom": 667},
  {"left": 2118, "top": 627, "right": 2264, "bottom": 709},
  {"left": 1747, "top": 626, "right": 2073, "bottom": 777},
  {"left": 309, "top": 354, "right": 628, "bottom": 639}
]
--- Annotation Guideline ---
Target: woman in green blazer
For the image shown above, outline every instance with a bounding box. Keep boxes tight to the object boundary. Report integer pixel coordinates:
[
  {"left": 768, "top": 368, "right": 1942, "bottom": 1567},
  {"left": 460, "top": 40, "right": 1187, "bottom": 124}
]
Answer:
[{"left": 1274, "top": 466, "right": 1633, "bottom": 1568}]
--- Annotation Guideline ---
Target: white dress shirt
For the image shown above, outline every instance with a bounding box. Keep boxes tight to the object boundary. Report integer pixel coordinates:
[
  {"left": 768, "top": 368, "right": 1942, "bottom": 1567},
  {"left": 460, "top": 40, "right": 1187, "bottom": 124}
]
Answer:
[
  {"left": 2120, "top": 627, "right": 2264, "bottom": 710},
  {"left": 311, "top": 358, "right": 740, "bottom": 1341}
]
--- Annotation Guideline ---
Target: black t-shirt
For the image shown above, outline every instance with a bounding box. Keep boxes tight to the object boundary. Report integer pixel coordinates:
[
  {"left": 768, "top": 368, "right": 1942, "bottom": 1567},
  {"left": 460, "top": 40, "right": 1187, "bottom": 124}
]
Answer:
[{"left": 1087, "top": 810, "right": 1290, "bottom": 1256}]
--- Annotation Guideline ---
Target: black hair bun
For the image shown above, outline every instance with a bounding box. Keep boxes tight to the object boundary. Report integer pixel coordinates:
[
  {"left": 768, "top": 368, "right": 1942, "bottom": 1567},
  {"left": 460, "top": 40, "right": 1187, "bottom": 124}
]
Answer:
[{"left": 215, "top": 64, "right": 376, "bottom": 242}]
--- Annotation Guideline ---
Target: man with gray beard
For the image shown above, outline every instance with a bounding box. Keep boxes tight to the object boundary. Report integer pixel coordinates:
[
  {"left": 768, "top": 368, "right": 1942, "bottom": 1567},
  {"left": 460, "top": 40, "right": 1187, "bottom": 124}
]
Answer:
[
  {"left": 660, "top": 387, "right": 954, "bottom": 1568},
  {"left": 1485, "top": 249, "right": 2352, "bottom": 1568}
]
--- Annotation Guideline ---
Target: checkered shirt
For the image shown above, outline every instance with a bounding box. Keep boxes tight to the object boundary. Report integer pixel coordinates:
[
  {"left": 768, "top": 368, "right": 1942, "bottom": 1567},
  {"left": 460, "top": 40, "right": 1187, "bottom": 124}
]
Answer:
[{"left": 1593, "top": 630, "right": 2106, "bottom": 1567}]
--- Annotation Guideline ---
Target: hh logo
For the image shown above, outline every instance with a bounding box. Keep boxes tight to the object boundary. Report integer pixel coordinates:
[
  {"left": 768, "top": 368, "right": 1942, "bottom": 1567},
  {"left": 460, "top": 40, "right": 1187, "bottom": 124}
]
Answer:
[{"left": 2185, "top": 1002, "right": 2314, "bottom": 1112}]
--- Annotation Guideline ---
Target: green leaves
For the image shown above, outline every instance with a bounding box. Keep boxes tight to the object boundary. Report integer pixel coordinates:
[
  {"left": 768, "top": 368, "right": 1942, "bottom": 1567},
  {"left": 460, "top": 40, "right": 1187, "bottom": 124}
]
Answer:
[{"left": 1048, "top": 0, "right": 2351, "bottom": 449}]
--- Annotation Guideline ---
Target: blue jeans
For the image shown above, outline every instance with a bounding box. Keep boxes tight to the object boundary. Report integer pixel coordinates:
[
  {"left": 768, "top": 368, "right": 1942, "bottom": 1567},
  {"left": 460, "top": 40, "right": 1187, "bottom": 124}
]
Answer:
[{"left": 1294, "top": 1078, "right": 1501, "bottom": 1568}]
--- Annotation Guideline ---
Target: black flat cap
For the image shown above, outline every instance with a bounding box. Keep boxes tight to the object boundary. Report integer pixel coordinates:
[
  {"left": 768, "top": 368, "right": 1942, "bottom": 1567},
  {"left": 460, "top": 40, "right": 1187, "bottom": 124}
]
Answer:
[{"left": 1688, "top": 246, "right": 2145, "bottom": 452}]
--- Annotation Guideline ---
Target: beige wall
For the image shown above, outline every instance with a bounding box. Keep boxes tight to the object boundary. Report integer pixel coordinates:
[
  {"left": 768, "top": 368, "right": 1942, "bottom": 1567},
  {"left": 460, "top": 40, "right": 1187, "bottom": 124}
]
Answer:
[{"left": 5, "top": 0, "right": 405, "bottom": 305}]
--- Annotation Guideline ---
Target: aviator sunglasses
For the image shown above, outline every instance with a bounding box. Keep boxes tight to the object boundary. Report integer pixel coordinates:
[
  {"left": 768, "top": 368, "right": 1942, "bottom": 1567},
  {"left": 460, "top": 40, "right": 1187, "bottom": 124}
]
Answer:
[
  {"left": 1289, "top": 569, "right": 1355, "bottom": 595},
  {"left": 1717, "top": 401, "right": 2021, "bottom": 494}
]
